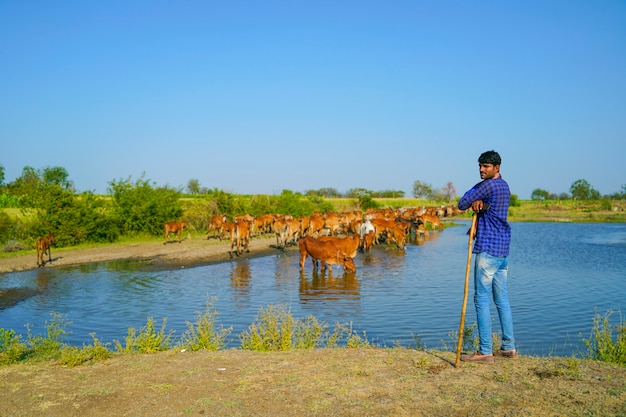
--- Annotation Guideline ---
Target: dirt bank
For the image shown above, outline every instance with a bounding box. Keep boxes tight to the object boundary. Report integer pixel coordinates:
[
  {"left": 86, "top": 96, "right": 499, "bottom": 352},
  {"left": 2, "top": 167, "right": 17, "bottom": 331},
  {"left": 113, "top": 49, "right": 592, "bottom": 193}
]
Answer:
[{"left": 0, "top": 234, "right": 289, "bottom": 274}]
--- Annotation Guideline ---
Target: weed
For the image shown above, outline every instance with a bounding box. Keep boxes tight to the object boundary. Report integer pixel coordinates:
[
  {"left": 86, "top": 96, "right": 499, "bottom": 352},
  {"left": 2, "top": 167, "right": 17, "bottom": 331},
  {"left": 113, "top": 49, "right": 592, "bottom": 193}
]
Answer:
[
  {"left": 114, "top": 317, "right": 174, "bottom": 353},
  {"left": 0, "top": 328, "right": 28, "bottom": 364},
  {"left": 60, "top": 333, "right": 113, "bottom": 367},
  {"left": 239, "top": 304, "right": 295, "bottom": 351},
  {"left": 26, "top": 311, "right": 71, "bottom": 360},
  {"left": 582, "top": 310, "right": 626, "bottom": 366},
  {"left": 179, "top": 298, "right": 232, "bottom": 351}
]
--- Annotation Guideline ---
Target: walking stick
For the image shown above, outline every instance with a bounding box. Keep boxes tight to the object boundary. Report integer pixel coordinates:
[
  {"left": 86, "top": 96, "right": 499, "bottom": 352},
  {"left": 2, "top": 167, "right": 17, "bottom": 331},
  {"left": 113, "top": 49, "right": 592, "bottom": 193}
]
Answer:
[{"left": 455, "top": 211, "right": 478, "bottom": 368}]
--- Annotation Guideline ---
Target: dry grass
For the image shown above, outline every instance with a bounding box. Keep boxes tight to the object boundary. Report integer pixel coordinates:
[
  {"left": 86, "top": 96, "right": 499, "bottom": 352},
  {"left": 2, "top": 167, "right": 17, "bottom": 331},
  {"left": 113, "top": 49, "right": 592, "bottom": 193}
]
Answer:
[{"left": 1, "top": 348, "right": 625, "bottom": 416}]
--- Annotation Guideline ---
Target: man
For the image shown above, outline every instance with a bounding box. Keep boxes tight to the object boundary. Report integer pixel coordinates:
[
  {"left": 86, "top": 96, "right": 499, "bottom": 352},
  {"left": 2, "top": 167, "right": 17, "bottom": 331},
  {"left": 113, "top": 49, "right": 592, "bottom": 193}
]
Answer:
[{"left": 458, "top": 150, "right": 516, "bottom": 364}]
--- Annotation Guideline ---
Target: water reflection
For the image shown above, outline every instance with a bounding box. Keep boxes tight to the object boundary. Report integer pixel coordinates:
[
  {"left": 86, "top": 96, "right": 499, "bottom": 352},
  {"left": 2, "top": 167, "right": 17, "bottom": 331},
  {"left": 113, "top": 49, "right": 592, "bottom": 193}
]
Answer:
[{"left": 298, "top": 269, "right": 360, "bottom": 302}]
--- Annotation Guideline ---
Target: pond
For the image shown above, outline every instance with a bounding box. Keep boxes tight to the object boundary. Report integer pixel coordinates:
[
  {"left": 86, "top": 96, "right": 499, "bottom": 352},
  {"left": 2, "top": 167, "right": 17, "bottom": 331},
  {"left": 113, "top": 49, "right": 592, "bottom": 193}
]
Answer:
[{"left": 1, "top": 222, "right": 625, "bottom": 357}]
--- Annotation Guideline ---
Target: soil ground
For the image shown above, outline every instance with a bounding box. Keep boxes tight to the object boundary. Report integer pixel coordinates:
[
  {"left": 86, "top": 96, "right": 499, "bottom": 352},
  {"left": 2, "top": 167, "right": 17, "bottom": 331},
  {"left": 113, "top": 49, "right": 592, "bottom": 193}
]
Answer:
[{"left": 1, "top": 235, "right": 625, "bottom": 416}]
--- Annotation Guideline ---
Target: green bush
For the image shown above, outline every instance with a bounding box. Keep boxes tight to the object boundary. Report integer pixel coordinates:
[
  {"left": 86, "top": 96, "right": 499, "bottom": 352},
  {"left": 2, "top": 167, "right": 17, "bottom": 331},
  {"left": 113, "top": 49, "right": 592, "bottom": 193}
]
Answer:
[
  {"left": 114, "top": 317, "right": 174, "bottom": 353},
  {"left": 179, "top": 299, "right": 232, "bottom": 351},
  {"left": 60, "top": 333, "right": 113, "bottom": 367},
  {"left": 583, "top": 310, "right": 626, "bottom": 366},
  {"left": 0, "top": 328, "right": 28, "bottom": 364},
  {"left": 26, "top": 311, "right": 71, "bottom": 360},
  {"left": 108, "top": 175, "right": 183, "bottom": 236}
]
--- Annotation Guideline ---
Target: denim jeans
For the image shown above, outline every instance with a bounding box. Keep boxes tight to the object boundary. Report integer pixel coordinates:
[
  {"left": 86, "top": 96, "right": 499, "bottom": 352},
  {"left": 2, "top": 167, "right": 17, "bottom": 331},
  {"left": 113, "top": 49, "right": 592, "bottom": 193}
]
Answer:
[{"left": 473, "top": 252, "right": 515, "bottom": 354}]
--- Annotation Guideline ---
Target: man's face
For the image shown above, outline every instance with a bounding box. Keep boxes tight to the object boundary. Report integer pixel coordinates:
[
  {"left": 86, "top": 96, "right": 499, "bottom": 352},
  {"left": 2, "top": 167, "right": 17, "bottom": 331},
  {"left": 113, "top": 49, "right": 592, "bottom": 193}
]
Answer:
[{"left": 479, "top": 163, "right": 500, "bottom": 180}]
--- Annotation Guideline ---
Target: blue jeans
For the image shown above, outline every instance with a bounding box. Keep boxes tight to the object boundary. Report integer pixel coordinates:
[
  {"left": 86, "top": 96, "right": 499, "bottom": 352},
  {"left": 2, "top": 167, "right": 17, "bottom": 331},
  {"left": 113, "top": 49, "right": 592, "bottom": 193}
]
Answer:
[{"left": 473, "top": 252, "right": 515, "bottom": 354}]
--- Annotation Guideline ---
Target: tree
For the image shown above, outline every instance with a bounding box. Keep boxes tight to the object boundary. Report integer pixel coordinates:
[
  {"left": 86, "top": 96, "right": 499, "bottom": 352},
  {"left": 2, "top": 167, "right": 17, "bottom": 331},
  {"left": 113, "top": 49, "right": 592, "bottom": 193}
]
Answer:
[
  {"left": 531, "top": 188, "right": 550, "bottom": 201},
  {"left": 42, "top": 166, "right": 73, "bottom": 190},
  {"left": 413, "top": 181, "right": 433, "bottom": 199},
  {"left": 108, "top": 175, "right": 183, "bottom": 236},
  {"left": 187, "top": 179, "right": 201, "bottom": 195},
  {"left": 0, "top": 163, "right": 5, "bottom": 186},
  {"left": 442, "top": 182, "right": 456, "bottom": 201},
  {"left": 570, "top": 179, "right": 600, "bottom": 200}
]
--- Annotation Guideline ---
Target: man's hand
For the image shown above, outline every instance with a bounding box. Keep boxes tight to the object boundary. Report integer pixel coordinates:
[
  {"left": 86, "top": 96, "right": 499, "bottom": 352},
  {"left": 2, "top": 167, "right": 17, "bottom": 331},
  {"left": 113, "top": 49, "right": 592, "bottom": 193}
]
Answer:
[{"left": 471, "top": 200, "right": 484, "bottom": 212}]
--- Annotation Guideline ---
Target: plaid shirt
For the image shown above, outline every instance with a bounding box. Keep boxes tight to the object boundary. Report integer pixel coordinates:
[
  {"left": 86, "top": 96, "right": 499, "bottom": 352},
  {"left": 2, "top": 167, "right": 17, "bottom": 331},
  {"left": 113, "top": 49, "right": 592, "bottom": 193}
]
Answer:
[{"left": 458, "top": 177, "right": 511, "bottom": 257}]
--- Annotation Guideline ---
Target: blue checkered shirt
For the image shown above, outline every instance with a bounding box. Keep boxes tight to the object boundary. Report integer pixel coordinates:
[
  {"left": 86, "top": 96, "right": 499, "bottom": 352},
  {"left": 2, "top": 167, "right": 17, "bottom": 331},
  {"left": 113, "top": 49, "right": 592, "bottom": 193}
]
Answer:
[{"left": 458, "top": 177, "right": 511, "bottom": 257}]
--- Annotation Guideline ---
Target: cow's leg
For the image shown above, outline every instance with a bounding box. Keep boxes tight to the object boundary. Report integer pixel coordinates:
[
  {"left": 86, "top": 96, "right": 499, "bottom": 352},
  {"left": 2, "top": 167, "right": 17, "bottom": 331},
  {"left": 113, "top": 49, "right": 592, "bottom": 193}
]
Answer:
[{"left": 299, "top": 252, "right": 307, "bottom": 270}]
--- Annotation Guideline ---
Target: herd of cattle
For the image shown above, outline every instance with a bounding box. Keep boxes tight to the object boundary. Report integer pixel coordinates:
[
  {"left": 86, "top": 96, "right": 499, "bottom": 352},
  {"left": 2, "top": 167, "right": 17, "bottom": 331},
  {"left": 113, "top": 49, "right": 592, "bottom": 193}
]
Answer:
[
  {"left": 164, "top": 205, "right": 464, "bottom": 274},
  {"left": 35, "top": 205, "right": 463, "bottom": 269}
]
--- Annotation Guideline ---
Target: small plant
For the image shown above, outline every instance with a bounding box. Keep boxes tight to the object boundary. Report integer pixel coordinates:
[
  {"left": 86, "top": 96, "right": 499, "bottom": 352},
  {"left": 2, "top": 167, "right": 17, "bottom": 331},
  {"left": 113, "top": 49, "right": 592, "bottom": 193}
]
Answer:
[
  {"left": 179, "top": 298, "right": 232, "bottom": 351},
  {"left": 0, "top": 328, "right": 28, "bottom": 364},
  {"left": 294, "top": 316, "right": 327, "bottom": 350},
  {"left": 445, "top": 322, "right": 478, "bottom": 352},
  {"left": 343, "top": 322, "right": 372, "bottom": 348},
  {"left": 410, "top": 332, "right": 427, "bottom": 351},
  {"left": 583, "top": 310, "right": 626, "bottom": 366},
  {"left": 239, "top": 304, "right": 295, "bottom": 351},
  {"left": 26, "top": 311, "right": 71, "bottom": 360},
  {"left": 114, "top": 317, "right": 174, "bottom": 353},
  {"left": 60, "top": 333, "right": 113, "bottom": 367}
]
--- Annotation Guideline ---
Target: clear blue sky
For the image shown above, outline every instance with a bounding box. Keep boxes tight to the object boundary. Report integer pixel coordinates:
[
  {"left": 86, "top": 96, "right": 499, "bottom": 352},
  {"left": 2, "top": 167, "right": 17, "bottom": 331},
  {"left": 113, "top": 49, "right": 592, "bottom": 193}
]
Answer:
[{"left": 2, "top": 1, "right": 625, "bottom": 199}]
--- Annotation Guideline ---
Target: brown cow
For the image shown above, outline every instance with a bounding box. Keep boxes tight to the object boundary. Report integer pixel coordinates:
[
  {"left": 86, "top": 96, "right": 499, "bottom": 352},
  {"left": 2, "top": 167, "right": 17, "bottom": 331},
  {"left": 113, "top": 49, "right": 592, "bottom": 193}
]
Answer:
[
  {"left": 363, "top": 230, "right": 375, "bottom": 252},
  {"left": 207, "top": 215, "right": 227, "bottom": 239},
  {"left": 318, "top": 233, "right": 361, "bottom": 258},
  {"left": 229, "top": 218, "right": 251, "bottom": 257},
  {"left": 388, "top": 224, "right": 407, "bottom": 250},
  {"left": 164, "top": 221, "right": 187, "bottom": 243},
  {"left": 298, "top": 236, "right": 356, "bottom": 273},
  {"left": 419, "top": 214, "right": 444, "bottom": 231},
  {"left": 36, "top": 234, "right": 55, "bottom": 267}
]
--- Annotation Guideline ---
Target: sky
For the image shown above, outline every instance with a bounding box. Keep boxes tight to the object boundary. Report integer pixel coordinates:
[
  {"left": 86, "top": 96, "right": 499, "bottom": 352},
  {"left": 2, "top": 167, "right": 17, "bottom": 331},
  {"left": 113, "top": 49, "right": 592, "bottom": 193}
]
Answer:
[{"left": 1, "top": 1, "right": 625, "bottom": 199}]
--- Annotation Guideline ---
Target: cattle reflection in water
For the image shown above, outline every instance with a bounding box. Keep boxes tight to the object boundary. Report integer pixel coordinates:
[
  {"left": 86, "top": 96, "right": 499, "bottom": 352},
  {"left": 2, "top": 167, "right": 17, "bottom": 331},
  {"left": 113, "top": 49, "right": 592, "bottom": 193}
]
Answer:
[
  {"left": 299, "top": 269, "right": 360, "bottom": 303},
  {"left": 230, "top": 260, "right": 251, "bottom": 292}
]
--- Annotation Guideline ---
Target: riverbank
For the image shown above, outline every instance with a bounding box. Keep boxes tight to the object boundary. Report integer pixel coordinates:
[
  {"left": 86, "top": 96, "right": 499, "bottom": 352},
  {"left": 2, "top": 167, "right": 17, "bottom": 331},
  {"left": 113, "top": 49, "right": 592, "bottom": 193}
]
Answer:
[
  {"left": 1, "top": 347, "right": 625, "bottom": 416},
  {"left": 0, "top": 234, "right": 288, "bottom": 274}
]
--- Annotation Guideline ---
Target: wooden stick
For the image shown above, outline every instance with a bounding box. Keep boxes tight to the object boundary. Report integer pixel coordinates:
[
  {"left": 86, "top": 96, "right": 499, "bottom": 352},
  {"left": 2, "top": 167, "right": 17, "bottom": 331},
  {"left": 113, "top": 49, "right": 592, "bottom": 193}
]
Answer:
[{"left": 455, "top": 212, "right": 478, "bottom": 368}]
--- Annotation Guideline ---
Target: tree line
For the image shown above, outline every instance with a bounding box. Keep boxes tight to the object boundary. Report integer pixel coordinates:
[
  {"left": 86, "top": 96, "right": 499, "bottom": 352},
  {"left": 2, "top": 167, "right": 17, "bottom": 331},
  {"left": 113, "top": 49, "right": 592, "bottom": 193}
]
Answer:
[{"left": 0, "top": 163, "right": 623, "bottom": 249}]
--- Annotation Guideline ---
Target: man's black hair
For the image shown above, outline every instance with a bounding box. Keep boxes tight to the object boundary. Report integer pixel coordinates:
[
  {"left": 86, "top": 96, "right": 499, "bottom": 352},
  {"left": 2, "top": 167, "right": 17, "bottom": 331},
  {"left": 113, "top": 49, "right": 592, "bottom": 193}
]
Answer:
[{"left": 478, "top": 150, "right": 501, "bottom": 166}]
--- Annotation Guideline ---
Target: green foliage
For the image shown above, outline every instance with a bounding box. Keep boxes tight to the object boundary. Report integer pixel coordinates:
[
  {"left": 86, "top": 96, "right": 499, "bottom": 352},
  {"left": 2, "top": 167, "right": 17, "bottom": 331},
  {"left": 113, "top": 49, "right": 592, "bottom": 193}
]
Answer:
[
  {"left": 109, "top": 175, "right": 183, "bottom": 236},
  {"left": 413, "top": 180, "right": 434, "bottom": 199},
  {"left": 26, "top": 311, "right": 71, "bottom": 360},
  {"left": 239, "top": 304, "right": 296, "bottom": 351},
  {"left": 342, "top": 322, "right": 373, "bottom": 348},
  {"left": 59, "top": 333, "right": 113, "bottom": 367},
  {"left": 358, "top": 194, "right": 379, "bottom": 211},
  {"left": 179, "top": 298, "right": 232, "bottom": 351},
  {"left": 0, "top": 328, "right": 28, "bottom": 364},
  {"left": 0, "top": 192, "right": 22, "bottom": 208},
  {"left": 293, "top": 316, "right": 328, "bottom": 350},
  {"left": 531, "top": 188, "right": 550, "bottom": 201},
  {"left": 570, "top": 179, "right": 601, "bottom": 201},
  {"left": 31, "top": 188, "right": 119, "bottom": 246},
  {"left": 509, "top": 194, "right": 520, "bottom": 207},
  {"left": 583, "top": 310, "right": 626, "bottom": 366},
  {"left": 113, "top": 317, "right": 174, "bottom": 353}
]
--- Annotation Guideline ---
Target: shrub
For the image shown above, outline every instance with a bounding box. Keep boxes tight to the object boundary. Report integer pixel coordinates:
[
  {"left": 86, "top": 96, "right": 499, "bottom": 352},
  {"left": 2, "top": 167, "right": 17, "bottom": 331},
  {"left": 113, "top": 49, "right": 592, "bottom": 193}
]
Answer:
[
  {"left": 60, "top": 333, "right": 113, "bottom": 367},
  {"left": 239, "top": 304, "right": 295, "bottom": 351},
  {"left": 114, "top": 317, "right": 174, "bottom": 353},
  {"left": 179, "top": 298, "right": 232, "bottom": 351},
  {"left": 583, "top": 310, "right": 626, "bottom": 366},
  {"left": 0, "top": 328, "right": 28, "bottom": 364},
  {"left": 26, "top": 311, "right": 71, "bottom": 360}
]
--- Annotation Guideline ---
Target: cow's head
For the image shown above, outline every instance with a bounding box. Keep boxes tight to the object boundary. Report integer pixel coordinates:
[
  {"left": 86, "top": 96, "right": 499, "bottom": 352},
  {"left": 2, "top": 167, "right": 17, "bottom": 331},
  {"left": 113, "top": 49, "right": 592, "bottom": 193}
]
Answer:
[{"left": 342, "top": 255, "right": 356, "bottom": 272}]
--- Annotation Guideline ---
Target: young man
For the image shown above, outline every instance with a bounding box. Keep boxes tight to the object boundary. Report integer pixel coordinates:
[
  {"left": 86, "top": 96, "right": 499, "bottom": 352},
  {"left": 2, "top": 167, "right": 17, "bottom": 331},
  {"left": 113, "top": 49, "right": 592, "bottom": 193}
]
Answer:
[{"left": 458, "top": 150, "right": 516, "bottom": 364}]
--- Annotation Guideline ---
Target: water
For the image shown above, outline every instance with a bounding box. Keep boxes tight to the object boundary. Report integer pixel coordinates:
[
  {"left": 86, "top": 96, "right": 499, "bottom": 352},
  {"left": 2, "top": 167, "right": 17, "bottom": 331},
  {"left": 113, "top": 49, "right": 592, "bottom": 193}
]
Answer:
[{"left": 1, "top": 222, "right": 624, "bottom": 357}]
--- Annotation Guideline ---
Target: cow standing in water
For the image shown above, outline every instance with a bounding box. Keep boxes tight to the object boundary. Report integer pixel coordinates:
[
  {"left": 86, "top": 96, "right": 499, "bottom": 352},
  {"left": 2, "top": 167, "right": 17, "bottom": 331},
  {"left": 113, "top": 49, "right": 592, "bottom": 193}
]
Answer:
[
  {"left": 164, "top": 221, "right": 187, "bottom": 243},
  {"left": 36, "top": 234, "right": 55, "bottom": 267}
]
